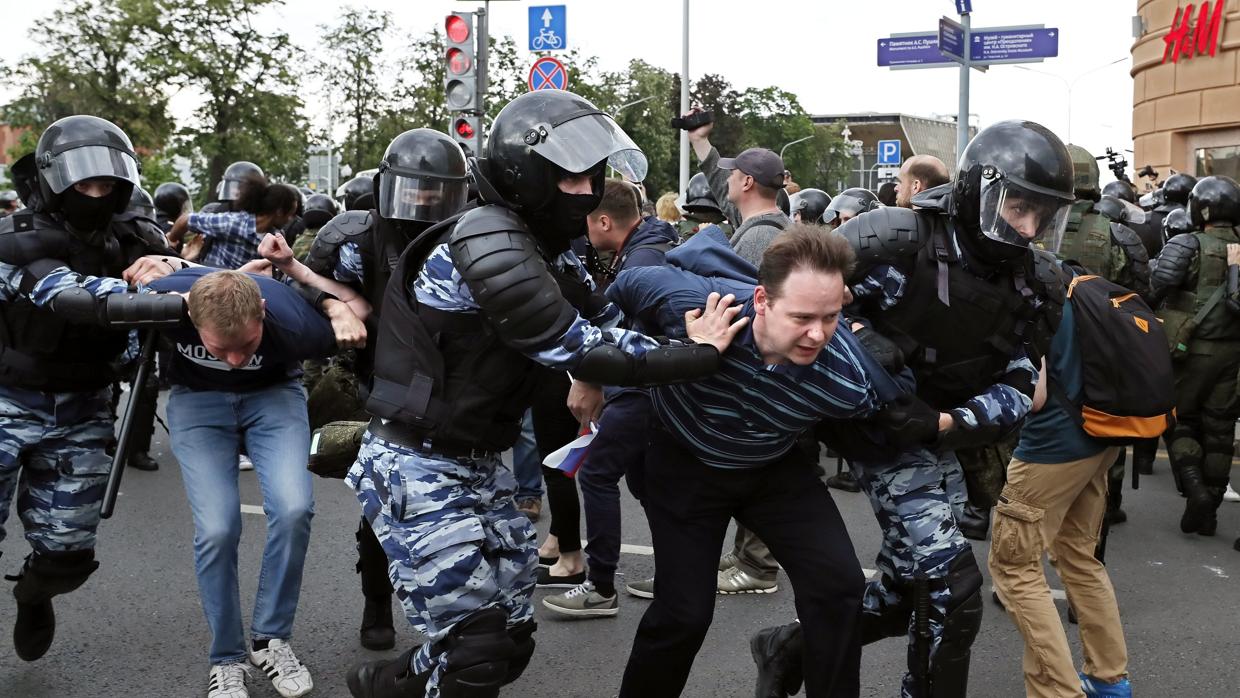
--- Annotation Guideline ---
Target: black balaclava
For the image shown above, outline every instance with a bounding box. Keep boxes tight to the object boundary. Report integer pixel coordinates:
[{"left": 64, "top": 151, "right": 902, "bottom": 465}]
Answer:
[
  {"left": 530, "top": 165, "right": 605, "bottom": 255},
  {"left": 62, "top": 186, "right": 123, "bottom": 235}
]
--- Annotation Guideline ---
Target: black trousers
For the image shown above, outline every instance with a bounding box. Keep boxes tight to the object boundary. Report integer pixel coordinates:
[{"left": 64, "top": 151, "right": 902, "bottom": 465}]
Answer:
[
  {"left": 531, "top": 371, "right": 583, "bottom": 553},
  {"left": 619, "top": 428, "right": 863, "bottom": 698}
]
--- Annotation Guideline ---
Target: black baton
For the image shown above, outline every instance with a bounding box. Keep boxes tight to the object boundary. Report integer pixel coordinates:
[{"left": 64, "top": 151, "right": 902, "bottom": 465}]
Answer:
[{"left": 101, "top": 330, "right": 159, "bottom": 519}]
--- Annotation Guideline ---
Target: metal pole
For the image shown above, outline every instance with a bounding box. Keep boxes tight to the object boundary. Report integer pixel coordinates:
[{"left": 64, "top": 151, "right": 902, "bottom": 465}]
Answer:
[
  {"left": 477, "top": 3, "right": 489, "bottom": 151},
  {"left": 678, "top": 0, "right": 690, "bottom": 199},
  {"left": 779, "top": 135, "right": 814, "bottom": 161},
  {"left": 957, "top": 11, "right": 971, "bottom": 161}
]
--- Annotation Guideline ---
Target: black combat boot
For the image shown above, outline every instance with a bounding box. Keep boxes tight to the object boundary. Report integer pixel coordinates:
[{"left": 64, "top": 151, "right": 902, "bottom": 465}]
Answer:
[
  {"left": 360, "top": 598, "right": 396, "bottom": 651},
  {"left": 357, "top": 519, "right": 396, "bottom": 650},
  {"left": 750, "top": 621, "right": 804, "bottom": 698},
  {"left": 127, "top": 452, "right": 159, "bottom": 471},
  {"left": 347, "top": 647, "right": 428, "bottom": 698},
  {"left": 826, "top": 470, "right": 861, "bottom": 493},
  {"left": 1178, "top": 465, "right": 1215, "bottom": 533},
  {"left": 10, "top": 549, "right": 98, "bottom": 661}
]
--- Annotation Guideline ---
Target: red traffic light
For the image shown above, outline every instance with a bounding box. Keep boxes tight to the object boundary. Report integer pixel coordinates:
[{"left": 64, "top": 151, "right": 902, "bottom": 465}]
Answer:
[
  {"left": 447, "top": 47, "right": 471, "bottom": 75},
  {"left": 446, "top": 15, "right": 470, "bottom": 43},
  {"left": 454, "top": 118, "right": 476, "bottom": 139}
]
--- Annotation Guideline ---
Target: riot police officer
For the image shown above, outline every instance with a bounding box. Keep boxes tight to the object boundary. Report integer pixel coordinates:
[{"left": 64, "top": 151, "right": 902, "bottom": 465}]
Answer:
[
  {"left": 295, "top": 128, "right": 471, "bottom": 652},
  {"left": 153, "top": 182, "right": 192, "bottom": 233},
  {"left": 1149, "top": 175, "right": 1240, "bottom": 538},
  {"left": 820, "top": 187, "right": 880, "bottom": 229},
  {"left": 789, "top": 188, "right": 831, "bottom": 225},
  {"left": 676, "top": 172, "right": 733, "bottom": 241},
  {"left": 343, "top": 90, "right": 731, "bottom": 698},
  {"left": 202, "top": 160, "right": 264, "bottom": 213},
  {"left": 1163, "top": 207, "right": 1195, "bottom": 240},
  {"left": 338, "top": 174, "right": 376, "bottom": 212},
  {"left": 752, "top": 120, "right": 1074, "bottom": 698},
  {"left": 291, "top": 193, "right": 339, "bottom": 260},
  {"left": 0, "top": 115, "right": 178, "bottom": 661},
  {"left": 1145, "top": 173, "right": 1196, "bottom": 245}
]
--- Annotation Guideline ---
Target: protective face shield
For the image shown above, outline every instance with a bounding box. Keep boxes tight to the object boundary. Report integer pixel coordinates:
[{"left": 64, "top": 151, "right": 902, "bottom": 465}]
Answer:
[
  {"left": 377, "top": 173, "right": 467, "bottom": 224},
  {"left": 977, "top": 169, "right": 1073, "bottom": 253},
  {"left": 524, "top": 110, "right": 648, "bottom": 184},
  {"left": 821, "top": 189, "right": 879, "bottom": 227},
  {"left": 1094, "top": 195, "right": 1147, "bottom": 226},
  {"left": 38, "top": 145, "right": 140, "bottom": 197}
]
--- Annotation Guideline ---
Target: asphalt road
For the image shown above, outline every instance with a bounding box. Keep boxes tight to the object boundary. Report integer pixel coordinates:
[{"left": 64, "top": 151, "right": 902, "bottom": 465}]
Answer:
[{"left": 1, "top": 393, "right": 1238, "bottom": 697}]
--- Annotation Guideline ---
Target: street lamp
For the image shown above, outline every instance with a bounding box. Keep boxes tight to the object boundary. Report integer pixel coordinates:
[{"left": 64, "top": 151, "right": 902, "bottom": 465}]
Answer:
[
  {"left": 1012, "top": 56, "right": 1127, "bottom": 143},
  {"left": 613, "top": 95, "right": 657, "bottom": 117},
  {"left": 779, "top": 135, "right": 814, "bottom": 161}
]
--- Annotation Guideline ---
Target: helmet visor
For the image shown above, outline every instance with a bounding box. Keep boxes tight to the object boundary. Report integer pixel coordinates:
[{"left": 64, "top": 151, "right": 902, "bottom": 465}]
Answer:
[
  {"left": 219, "top": 178, "right": 245, "bottom": 201},
  {"left": 1112, "top": 198, "right": 1148, "bottom": 226},
  {"left": 821, "top": 193, "right": 874, "bottom": 225},
  {"left": 532, "top": 112, "right": 648, "bottom": 182},
  {"left": 40, "top": 145, "right": 140, "bottom": 194},
  {"left": 979, "top": 178, "right": 1073, "bottom": 254},
  {"left": 377, "top": 173, "right": 468, "bottom": 223}
]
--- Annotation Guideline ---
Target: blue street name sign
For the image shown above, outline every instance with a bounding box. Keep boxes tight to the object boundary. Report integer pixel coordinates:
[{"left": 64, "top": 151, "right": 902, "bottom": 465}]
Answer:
[
  {"left": 939, "top": 16, "right": 965, "bottom": 61},
  {"left": 969, "top": 27, "right": 1059, "bottom": 63},
  {"left": 877, "top": 140, "right": 902, "bottom": 166},
  {"left": 528, "top": 5, "right": 566, "bottom": 51},
  {"left": 876, "top": 34, "right": 952, "bottom": 67}
]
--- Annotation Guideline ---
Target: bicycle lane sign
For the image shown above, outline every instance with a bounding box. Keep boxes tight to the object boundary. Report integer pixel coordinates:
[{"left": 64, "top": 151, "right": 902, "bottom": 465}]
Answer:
[
  {"left": 528, "top": 56, "right": 569, "bottom": 92},
  {"left": 529, "top": 5, "right": 566, "bottom": 51}
]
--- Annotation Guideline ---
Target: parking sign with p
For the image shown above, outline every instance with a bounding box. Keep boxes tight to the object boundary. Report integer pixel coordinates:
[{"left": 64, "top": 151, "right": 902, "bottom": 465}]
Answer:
[{"left": 877, "top": 140, "right": 902, "bottom": 166}]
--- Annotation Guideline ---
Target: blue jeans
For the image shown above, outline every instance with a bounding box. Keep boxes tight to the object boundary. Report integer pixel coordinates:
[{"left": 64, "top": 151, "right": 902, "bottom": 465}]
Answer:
[
  {"left": 167, "top": 381, "right": 315, "bottom": 665},
  {"left": 511, "top": 409, "right": 543, "bottom": 500}
]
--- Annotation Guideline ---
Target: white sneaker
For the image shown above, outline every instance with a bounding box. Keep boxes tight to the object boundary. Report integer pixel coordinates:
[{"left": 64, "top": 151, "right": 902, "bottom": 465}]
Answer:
[
  {"left": 239, "top": 455, "right": 254, "bottom": 471},
  {"left": 1225, "top": 483, "right": 1240, "bottom": 503},
  {"left": 249, "top": 639, "right": 313, "bottom": 698},
  {"left": 207, "top": 663, "right": 249, "bottom": 698}
]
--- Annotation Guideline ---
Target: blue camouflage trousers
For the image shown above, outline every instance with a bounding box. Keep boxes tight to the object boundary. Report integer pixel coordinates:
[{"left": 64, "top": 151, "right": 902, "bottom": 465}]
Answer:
[
  {"left": 852, "top": 446, "right": 971, "bottom": 697},
  {"left": 347, "top": 430, "right": 538, "bottom": 697},
  {"left": 0, "top": 385, "right": 114, "bottom": 553}
]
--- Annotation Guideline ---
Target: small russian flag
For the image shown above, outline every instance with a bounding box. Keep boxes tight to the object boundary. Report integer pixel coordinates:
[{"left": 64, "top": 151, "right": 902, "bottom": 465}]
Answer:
[{"left": 542, "top": 422, "right": 598, "bottom": 478}]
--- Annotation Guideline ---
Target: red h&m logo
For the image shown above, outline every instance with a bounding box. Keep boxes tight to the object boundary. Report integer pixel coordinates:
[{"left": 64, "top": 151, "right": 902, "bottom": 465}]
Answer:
[{"left": 1163, "top": 1, "right": 1227, "bottom": 63}]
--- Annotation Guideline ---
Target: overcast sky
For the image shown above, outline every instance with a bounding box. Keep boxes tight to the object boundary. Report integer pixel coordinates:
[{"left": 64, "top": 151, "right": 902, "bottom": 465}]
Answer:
[{"left": 3, "top": 0, "right": 1140, "bottom": 180}]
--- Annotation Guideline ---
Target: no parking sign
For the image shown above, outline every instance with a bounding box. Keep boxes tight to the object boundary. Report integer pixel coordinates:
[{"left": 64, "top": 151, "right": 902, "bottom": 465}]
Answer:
[{"left": 528, "top": 56, "right": 569, "bottom": 92}]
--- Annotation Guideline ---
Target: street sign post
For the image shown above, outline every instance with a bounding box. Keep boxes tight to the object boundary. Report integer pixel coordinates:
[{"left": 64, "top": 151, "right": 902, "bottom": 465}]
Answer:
[
  {"left": 969, "top": 27, "right": 1059, "bottom": 63},
  {"left": 877, "top": 34, "right": 951, "bottom": 68},
  {"left": 939, "top": 16, "right": 965, "bottom": 61},
  {"left": 528, "top": 5, "right": 566, "bottom": 51},
  {"left": 877, "top": 166, "right": 900, "bottom": 181},
  {"left": 528, "top": 56, "right": 569, "bottom": 91},
  {"left": 877, "top": 140, "right": 902, "bottom": 166}
]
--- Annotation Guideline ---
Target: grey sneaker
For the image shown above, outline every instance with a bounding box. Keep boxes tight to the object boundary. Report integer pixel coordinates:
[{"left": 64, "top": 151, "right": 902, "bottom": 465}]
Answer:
[
  {"left": 718, "top": 551, "right": 739, "bottom": 572},
  {"left": 542, "top": 581, "right": 619, "bottom": 618},
  {"left": 625, "top": 577, "right": 655, "bottom": 599},
  {"left": 718, "top": 566, "right": 778, "bottom": 595}
]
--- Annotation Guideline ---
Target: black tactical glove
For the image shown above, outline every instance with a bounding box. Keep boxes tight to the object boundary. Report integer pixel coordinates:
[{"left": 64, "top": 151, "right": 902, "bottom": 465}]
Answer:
[
  {"left": 874, "top": 394, "right": 940, "bottom": 447},
  {"left": 853, "top": 324, "right": 905, "bottom": 373}
]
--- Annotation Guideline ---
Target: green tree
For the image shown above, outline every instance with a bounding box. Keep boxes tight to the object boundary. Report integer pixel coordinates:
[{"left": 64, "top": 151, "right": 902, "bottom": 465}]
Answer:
[
  {"left": 150, "top": 0, "right": 310, "bottom": 203},
  {"left": 319, "top": 8, "right": 392, "bottom": 173},
  {"left": 0, "top": 0, "right": 173, "bottom": 154}
]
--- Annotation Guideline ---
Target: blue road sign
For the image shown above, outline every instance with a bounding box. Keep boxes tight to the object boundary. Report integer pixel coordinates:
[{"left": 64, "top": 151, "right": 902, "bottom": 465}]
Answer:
[
  {"left": 877, "top": 140, "right": 902, "bottom": 166},
  {"left": 969, "top": 27, "right": 1059, "bottom": 63},
  {"left": 528, "top": 56, "right": 568, "bottom": 91},
  {"left": 955, "top": 0, "right": 972, "bottom": 15},
  {"left": 876, "top": 34, "right": 952, "bottom": 67},
  {"left": 939, "top": 16, "right": 965, "bottom": 61},
  {"left": 529, "top": 5, "right": 566, "bottom": 51}
]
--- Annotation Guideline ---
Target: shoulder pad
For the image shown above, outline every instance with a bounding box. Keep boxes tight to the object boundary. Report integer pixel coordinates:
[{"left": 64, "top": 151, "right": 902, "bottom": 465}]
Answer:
[
  {"left": 1109, "top": 223, "right": 1149, "bottom": 264},
  {"left": 1150, "top": 233, "right": 1198, "bottom": 289},
  {"left": 0, "top": 212, "right": 72, "bottom": 266},
  {"left": 1030, "top": 248, "right": 1069, "bottom": 303},
  {"left": 835, "top": 206, "right": 932, "bottom": 283},
  {"left": 450, "top": 204, "right": 530, "bottom": 242},
  {"left": 306, "top": 210, "right": 374, "bottom": 275}
]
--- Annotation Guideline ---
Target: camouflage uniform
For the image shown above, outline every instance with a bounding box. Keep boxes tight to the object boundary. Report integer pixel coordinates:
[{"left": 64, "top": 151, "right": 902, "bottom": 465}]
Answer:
[
  {"left": 348, "top": 434, "right": 537, "bottom": 693},
  {"left": 676, "top": 215, "right": 732, "bottom": 243}
]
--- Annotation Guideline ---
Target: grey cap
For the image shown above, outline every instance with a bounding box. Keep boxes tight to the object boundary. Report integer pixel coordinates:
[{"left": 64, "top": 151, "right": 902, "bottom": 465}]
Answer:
[{"left": 717, "top": 148, "right": 786, "bottom": 189}]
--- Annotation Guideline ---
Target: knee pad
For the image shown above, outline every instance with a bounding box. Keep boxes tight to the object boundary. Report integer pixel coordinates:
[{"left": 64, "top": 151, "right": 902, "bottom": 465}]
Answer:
[
  {"left": 356, "top": 518, "right": 393, "bottom": 599},
  {"left": 438, "top": 608, "right": 516, "bottom": 698},
  {"left": 503, "top": 620, "right": 537, "bottom": 685},
  {"left": 859, "top": 576, "right": 913, "bottom": 645},
  {"left": 929, "top": 551, "right": 983, "bottom": 698},
  {"left": 11, "top": 549, "right": 99, "bottom": 605},
  {"left": 1168, "top": 431, "right": 1204, "bottom": 470}
]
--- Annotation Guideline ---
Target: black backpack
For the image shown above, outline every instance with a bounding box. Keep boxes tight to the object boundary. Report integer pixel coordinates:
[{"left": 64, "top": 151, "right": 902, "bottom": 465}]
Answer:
[{"left": 1052, "top": 274, "right": 1175, "bottom": 443}]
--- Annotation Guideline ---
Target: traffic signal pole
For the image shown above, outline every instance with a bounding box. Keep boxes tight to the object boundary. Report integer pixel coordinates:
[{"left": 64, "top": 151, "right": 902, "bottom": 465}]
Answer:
[
  {"left": 957, "top": 10, "right": 971, "bottom": 161},
  {"left": 678, "top": 0, "right": 690, "bottom": 203}
]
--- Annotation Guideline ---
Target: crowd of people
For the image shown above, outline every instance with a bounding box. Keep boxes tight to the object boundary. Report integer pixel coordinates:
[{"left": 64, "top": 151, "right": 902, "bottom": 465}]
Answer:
[{"left": 0, "top": 87, "right": 1237, "bottom": 698}]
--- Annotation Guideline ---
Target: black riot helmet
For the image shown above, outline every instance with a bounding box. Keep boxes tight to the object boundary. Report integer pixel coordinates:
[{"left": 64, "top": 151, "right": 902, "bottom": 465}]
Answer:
[
  {"left": 1162, "top": 173, "right": 1197, "bottom": 207},
  {"left": 822, "top": 188, "right": 880, "bottom": 228},
  {"left": 1094, "top": 195, "right": 1147, "bottom": 227},
  {"left": 10, "top": 153, "right": 42, "bottom": 212},
  {"left": 1187, "top": 175, "right": 1240, "bottom": 228},
  {"left": 337, "top": 175, "right": 374, "bottom": 211},
  {"left": 302, "top": 193, "right": 339, "bottom": 229},
  {"left": 153, "top": 182, "right": 192, "bottom": 220},
  {"left": 373, "top": 128, "right": 469, "bottom": 224},
  {"left": 478, "top": 90, "right": 647, "bottom": 214},
  {"left": 789, "top": 188, "right": 831, "bottom": 224},
  {"left": 217, "top": 161, "right": 264, "bottom": 201},
  {"left": 1162, "top": 207, "right": 1194, "bottom": 239},
  {"left": 776, "top": 189, "right": 791, "bottom": 216},
  {"left": 953, "top": 120, "right": 1075, "bottom": 259},
  {"left": 34, "top": 115, "right": 141, "bottom": 223},
  {"left": 1101, "top": 180, "right": 1137, "bottom": 204},
  {"left": 128, "top": 186, "right": 157, "bottom": 219},
  {"left": 682, "top": 172, "right": 722, "bottom": 216}
]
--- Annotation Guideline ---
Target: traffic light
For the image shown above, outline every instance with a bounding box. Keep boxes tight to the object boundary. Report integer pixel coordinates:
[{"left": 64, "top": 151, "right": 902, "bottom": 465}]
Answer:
[
  {"left": 444, "top": 12, "right": 478, "bottom": 113},
  {"left": 445, "top": 12, "right": 481, "bottom": 154}
]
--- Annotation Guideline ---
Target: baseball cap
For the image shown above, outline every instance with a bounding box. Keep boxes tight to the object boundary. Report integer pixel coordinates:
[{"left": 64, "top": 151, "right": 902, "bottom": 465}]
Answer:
[{"left": 717, "top": 148, "right": 786, "bottom": 189}]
